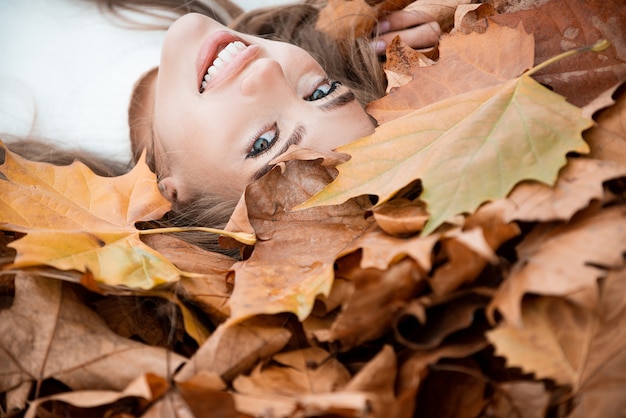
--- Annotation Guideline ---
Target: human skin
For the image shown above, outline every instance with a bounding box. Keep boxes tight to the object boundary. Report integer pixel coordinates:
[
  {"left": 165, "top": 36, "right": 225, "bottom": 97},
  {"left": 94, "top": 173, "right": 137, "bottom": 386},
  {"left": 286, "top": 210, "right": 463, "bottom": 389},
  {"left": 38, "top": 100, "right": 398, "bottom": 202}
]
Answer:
[{"left": 149, "top": 13, "right": 376, "bottom": 204}]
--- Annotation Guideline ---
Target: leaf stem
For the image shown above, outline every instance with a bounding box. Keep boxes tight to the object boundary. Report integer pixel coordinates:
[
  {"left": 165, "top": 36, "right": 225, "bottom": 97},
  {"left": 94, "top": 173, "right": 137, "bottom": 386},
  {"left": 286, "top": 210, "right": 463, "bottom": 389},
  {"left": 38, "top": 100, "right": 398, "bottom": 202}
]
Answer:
[
  {"left": 138, "top": 226, "right": 256, "bottom": 246},
  {"left": 526, "top": 39, "right": 610, "bottom": 77}
]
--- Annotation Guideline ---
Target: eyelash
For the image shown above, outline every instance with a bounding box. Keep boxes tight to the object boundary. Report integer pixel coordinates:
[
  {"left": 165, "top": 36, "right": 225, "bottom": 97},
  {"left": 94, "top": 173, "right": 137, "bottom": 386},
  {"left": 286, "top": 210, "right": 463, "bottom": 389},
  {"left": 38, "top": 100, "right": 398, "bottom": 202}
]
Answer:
[{"left": 246, "top": 79, "right": 342, "bottom": 159}]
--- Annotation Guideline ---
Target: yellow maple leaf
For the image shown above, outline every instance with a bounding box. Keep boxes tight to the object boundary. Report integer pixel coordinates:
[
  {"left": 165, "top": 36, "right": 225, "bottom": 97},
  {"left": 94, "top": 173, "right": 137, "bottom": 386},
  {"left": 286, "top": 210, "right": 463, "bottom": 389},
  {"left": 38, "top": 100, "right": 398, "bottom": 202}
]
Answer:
[
  {"left": 0, "top": 142, "right": 179, "bottom": 288},
  {"left": 297, "top": 67, "right": 592, "bottom": 235}
]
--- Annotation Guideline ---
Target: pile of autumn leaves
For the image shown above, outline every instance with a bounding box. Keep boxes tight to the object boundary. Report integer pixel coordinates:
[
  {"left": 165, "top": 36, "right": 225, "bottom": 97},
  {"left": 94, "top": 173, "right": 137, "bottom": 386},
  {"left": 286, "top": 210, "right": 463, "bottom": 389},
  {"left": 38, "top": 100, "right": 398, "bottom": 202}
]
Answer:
[{"left": 1, "top": 0, "right": 626, "bottom": 417}]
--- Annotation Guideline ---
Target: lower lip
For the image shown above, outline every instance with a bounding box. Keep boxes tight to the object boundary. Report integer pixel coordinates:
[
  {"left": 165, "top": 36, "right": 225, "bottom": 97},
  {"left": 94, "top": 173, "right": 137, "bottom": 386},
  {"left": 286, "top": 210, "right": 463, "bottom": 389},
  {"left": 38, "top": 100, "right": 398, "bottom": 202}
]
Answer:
[{"left": 201, "top": 44, "right": 259, "bottom": 92}]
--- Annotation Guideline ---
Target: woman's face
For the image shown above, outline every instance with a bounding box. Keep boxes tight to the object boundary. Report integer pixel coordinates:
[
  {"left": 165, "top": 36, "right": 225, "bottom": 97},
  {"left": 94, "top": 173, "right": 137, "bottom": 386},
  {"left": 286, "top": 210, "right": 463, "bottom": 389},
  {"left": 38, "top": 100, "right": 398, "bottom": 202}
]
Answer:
[{"left": 151, "top": 13, "right": 375, "bottom": 203}]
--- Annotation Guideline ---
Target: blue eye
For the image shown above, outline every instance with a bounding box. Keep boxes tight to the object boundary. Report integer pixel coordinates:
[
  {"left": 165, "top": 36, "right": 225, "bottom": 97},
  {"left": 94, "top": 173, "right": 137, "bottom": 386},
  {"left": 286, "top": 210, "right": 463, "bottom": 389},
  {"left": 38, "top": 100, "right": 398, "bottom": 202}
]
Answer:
[
  {"left": 247, "top": 124, "right": 279, "bottom": 158},
  {"left": 306, "top": 80, "right": 341, "bottom": 101}
]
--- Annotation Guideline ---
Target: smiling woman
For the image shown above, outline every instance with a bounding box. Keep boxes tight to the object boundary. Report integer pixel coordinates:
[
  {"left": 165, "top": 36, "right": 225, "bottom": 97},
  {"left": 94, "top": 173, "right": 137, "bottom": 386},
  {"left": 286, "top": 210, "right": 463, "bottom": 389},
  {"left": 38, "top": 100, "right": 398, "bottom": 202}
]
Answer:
[{"left": 5, "top": 0, "right": 442, "bottom": 255}]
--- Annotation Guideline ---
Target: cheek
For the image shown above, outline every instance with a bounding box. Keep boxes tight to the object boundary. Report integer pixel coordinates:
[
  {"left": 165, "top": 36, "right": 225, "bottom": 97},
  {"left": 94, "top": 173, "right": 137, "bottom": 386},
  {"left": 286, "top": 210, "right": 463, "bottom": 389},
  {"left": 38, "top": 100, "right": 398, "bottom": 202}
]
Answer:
[{"left": 312, "top": 105, "right": 375, "bottom": 151}]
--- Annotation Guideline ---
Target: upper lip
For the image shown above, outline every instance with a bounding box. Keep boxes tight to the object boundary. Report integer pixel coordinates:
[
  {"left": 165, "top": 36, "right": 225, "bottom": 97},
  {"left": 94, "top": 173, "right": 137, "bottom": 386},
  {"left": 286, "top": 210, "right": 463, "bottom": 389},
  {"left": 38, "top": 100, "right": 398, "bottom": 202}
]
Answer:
[{"left": 196, "top": 31, "right": 248, "bottom": 91}]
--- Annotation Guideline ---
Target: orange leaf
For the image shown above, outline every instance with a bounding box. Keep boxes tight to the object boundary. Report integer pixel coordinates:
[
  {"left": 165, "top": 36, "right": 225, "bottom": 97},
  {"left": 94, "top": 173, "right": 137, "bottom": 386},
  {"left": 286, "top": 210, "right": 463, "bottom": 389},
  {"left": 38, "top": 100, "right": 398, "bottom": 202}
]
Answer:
[
  {"left": 0, "top": 142, "right": 178, "bottom": 288},
  {"left": 367, "top": 22, "right": 535, "bottom": 124}
]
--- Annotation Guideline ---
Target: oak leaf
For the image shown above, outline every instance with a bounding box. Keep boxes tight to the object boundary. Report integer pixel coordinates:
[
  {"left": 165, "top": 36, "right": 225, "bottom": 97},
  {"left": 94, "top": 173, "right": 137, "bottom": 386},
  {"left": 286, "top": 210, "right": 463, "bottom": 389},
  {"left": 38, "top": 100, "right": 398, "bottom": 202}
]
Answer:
[
  {"left": 299, "top": 69, "right": 591, "bottom": 235},
  {"left": 0, "top": 142, "right": 177, "bottom": 289}
]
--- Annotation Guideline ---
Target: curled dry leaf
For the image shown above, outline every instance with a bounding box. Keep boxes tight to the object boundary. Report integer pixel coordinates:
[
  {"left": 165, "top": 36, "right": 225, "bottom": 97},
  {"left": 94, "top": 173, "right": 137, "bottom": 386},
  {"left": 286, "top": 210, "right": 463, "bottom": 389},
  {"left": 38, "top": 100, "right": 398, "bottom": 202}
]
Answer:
[
  {"left": 503, "top": 158, "right": 626, "bottom": 223},
  {"left": 0, "top": 274, "right": 185, "bottom": 395},
  {"left": 488, "top": 270, "right": 626, "bottom": 409},
  {"left": 453, "top": 3, "right": 497, "bottom": 33},
  {"left": 315, "top": 257, "right": 426, "bottom": 351},
  {"left": 584, "top": 84, "right": 626, "bottom": 165},
  {"left": 403, "top": 0, "right": 472, "bottom": 31},
  {"left": 225, "top": 159, "right": 375, "bottom": 323},
  {"left": 24, "top": 373, "right": 168, "bottom": 418},
  {"left": 175, "top": 316, "right": 292, "bottom": 383},
  {"left": 233, "top": 347, "right": 351, "bottom": 399},
  {"left": 394, "top": 290, "right": 491, "bottom": 350},
  {"left": 488, "top": 205, "right": 626, "bottom": 326}
]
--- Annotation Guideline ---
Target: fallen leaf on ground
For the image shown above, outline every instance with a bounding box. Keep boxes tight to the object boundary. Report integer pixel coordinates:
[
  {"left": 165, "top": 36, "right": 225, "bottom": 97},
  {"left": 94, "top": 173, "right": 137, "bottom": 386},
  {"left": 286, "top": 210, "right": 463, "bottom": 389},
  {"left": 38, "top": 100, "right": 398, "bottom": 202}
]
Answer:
[
  {"left": 0, "top": 274, "right": 184, "bottom": 395},
  {"left": 299, "top": 66, "right": 591, "bottom": 235},
  {"left": 0, "top": 142, "right": 177, "bottom": 288},
  {"left": 367, "top": 22, "right": 535, "bottom": 124},
  {"left": 488, "top": 205, "right": 626, "bottom": 326}
]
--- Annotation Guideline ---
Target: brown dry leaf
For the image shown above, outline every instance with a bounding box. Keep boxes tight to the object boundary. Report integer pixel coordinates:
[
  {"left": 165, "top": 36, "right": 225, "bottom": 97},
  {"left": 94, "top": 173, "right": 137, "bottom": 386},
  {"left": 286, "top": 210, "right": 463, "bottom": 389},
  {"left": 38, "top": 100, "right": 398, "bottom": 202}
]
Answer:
[
  {"left": 348, "top": 226, "right": 437, "bottom": 271},
  {"left": 485, "top": 381, "right": 549, "bottom": 418},
  {"left": 225, "top": 159, "right": 375, "bottom": 323},
  {"left": 568, "top": 266, "right": 626, "bottom": 417},
  {"left": 367, "top": 22, "right": 535, "bottom": 124},
  {"left": 502, "top": 158, "right": 626, "bottom": 223},
  {"left": 300, "top": 67, "right": 591, "bottom": 235},
  {"left": 394, "top": 290, "right": 491, "bottom": 350},
  {"left": 414, "top": 358, "right": 489, "bottom": 417},
  {"left": 315, "top": 258, "right": 425, "bottom": 351},
  {"left": 490, "top": 0, "right": 626, "bottom": 107},
  {"left": 24, "top": 373, "right": 168, "bottom": 418},
  {"left": 428, "top": 225, "right": 507, "bottom": 296},
  {"left": 233, "top": 347, "right": 351, "bottom": 398},
  {"left": 315, "top": 0, "right": 413, "bottom": 41},
  {"left": 404, "top": 0, "right": 472, "bottom": 31},
  {"left": 488, "top": 205, "right": 626, "bottom": 326},
  {"left": 584, "top": 84, "right": 626, "bottom": 165},
  {"left": 0, "top": 274, "right": 185, "bottom": 395},
  {"left": 384, "top": 37, "right": 437, "bottom": 91},
  {"left": 488, "top": 270, "right": 626, "bottom": 411},
  {"left": 315, "top": 0, "right": 378, "bottom": 40},
  {"left": 372, "top": 198, "right": 430, "bottom": 236},
  {"left": 454, "top": 3, "right": 497, "bottom": 33},
  {"left": 175, "top": 316, "right": 292, "bottom": 383},
  {"left": 0, "top": 142, "right": 177, "bottom": 289},
  {"left": 176, "top": 372, "right": 251, "bottom": 418},
  {"left": 396, "top": 338, "right": 488, "bottom": 417}
]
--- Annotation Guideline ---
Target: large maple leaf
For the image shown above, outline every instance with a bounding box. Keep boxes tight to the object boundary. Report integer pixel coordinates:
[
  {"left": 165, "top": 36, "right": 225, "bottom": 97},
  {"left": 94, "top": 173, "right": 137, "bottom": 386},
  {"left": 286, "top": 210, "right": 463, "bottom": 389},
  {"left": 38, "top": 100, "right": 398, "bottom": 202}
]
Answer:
[
  {"left": 0, "top": 142, "right": 178, "bottom": 289},
  {"left": 298, "top": 64, "right": 592, "bottom": 234}
]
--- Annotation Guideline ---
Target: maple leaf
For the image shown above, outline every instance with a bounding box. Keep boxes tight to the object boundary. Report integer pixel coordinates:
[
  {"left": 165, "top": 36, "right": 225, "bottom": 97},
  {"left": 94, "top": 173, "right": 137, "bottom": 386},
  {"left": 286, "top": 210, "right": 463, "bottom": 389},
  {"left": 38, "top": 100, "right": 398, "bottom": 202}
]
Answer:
[
  {"left": 0, "top": 274, "right": 185, "bottom": 396},
  {"left": 367, "top": 22, "right": 535, "bottom": 124},
  {"left": 298, "top": 65, "right": 592, "bottom": 235},
  {"left": 0, "top": 142, "right": 177, "bottom": 288},
  {"left": 488, "top": 205, "right": 626, "bottom": 326},
  {"left": 224, "top": 156, "right": 375, "bottom": 324},
  {"left": 487, "top": 266, "right": 626, "bottom": 412},
  {"left": 489, "top": 0, "right": 626, "bottom": 107}
]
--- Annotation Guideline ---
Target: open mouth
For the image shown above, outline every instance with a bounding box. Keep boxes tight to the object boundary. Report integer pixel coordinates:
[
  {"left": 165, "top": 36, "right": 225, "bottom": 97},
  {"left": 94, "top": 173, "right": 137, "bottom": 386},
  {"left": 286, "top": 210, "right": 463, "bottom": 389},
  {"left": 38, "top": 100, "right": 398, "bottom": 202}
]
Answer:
[{"left": 198, "top": 35, "right": 250, "bottom": 93}]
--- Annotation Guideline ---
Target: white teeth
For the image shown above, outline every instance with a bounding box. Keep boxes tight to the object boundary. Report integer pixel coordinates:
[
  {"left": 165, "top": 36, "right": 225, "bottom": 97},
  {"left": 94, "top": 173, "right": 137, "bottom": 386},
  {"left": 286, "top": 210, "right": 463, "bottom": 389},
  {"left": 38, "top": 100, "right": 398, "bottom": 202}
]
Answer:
[{"left": 201, "top": 41, "right": 247, "bottom": 89}]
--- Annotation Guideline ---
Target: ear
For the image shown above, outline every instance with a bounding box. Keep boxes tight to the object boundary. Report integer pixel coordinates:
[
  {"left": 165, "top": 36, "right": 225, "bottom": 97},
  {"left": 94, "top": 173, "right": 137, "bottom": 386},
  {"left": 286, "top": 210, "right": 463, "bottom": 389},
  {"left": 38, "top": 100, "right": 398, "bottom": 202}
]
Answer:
[{"left": 157, "top": 177, "right": 179, "bottom": 203}]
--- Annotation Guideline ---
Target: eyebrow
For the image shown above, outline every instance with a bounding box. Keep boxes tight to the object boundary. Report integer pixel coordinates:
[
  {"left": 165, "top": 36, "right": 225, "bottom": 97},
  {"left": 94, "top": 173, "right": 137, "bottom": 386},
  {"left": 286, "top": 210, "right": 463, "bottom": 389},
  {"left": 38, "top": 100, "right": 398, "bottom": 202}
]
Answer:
[
  {"left": 320, "top": 90, "right": 356, "bottom": 112},
  {"left": 253, "top": 124, "right": 306, "bottom": 180},
  {"left": 251, "top": 89, "right": 356, "bottom": 180}
]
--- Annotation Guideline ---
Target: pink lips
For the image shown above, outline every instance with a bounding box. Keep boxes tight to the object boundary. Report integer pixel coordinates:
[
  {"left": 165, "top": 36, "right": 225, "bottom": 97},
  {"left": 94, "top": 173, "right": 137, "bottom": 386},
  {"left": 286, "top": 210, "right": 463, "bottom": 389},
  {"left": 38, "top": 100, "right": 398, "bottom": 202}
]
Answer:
[{"left": 196, "top": 30, "right": 255, "bottom": 92}]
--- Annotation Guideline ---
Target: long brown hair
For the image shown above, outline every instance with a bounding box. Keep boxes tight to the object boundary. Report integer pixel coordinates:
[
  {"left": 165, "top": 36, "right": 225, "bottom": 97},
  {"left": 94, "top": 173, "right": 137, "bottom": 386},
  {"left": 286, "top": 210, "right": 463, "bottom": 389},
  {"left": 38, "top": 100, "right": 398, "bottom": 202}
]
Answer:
[
  {"left": 145, "top": 2, "right": 387, "bottom": 256},
  {"left": 11, "top": 0, "right": 388, "bottom": 257}
]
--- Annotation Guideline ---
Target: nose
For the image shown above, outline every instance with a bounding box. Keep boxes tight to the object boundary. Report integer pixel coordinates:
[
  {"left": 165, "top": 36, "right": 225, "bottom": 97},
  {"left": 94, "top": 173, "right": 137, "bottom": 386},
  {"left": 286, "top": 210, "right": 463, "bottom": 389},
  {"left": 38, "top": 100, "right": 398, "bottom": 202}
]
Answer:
[{"left": 240, "top": 58, "right": 292, "bottom": 97}]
